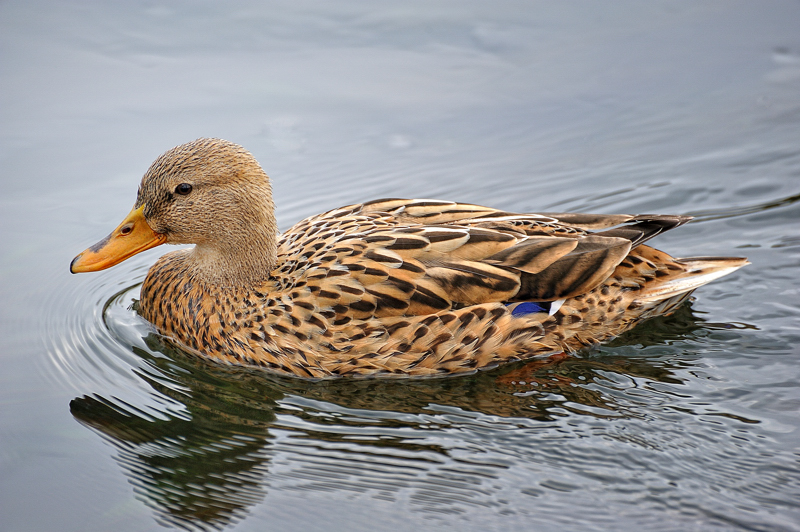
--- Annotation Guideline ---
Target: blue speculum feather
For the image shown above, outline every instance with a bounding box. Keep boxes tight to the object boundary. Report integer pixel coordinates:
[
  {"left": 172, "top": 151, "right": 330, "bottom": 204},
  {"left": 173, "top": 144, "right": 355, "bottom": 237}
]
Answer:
[{"left": 508, "top": 301, "right": 550, "bottom": 316}]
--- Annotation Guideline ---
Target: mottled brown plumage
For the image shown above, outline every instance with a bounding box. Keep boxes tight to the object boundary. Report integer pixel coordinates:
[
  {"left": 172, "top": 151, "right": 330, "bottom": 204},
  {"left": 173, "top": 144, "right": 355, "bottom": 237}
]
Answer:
[{"left": 71, "top": 138, "right": 748, "bottom": 378}]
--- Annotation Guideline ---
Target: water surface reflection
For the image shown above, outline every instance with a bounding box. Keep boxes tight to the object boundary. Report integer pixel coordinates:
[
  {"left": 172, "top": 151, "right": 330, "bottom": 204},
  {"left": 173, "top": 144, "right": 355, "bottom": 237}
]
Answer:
[{"left": 71, "top": 299, "right": 754, "bottom": 530}]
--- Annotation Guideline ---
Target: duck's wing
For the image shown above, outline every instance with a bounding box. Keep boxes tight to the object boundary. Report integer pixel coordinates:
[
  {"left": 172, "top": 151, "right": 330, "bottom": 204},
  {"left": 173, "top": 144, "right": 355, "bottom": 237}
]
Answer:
[
  {"left": 281, "top": 199, "right": 691, "bottom": 318},
  {"left": 360, "top": 199, "right": 690, "bottom": 246}
]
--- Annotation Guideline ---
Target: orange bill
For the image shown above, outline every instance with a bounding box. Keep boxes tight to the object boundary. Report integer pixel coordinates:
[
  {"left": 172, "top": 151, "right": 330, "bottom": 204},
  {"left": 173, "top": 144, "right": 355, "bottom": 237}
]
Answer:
[{"left": 70, "top": 205, "right": 166, "bottom": 273}]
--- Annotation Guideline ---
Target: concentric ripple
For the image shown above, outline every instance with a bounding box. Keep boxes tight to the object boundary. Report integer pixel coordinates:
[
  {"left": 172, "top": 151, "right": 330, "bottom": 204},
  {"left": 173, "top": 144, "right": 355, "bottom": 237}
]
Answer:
[{"left": 42, "top": 253, "right": 190, "bottom": 418}]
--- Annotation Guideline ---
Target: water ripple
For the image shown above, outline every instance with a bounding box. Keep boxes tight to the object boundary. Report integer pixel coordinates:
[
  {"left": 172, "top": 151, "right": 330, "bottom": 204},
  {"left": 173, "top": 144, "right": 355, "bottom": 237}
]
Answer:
[
  {"left": 688, "top": 191, "right": 800, "bottom": 222},
  {"left": 42, "top": 255, "right": 191, "bottom": 418}
]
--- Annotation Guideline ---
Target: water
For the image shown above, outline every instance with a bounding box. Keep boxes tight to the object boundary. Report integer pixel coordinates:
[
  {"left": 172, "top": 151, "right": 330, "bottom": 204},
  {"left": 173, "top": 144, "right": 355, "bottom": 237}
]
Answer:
[{"left": 2, "top": 1, "right": 800, "bottom": 531}]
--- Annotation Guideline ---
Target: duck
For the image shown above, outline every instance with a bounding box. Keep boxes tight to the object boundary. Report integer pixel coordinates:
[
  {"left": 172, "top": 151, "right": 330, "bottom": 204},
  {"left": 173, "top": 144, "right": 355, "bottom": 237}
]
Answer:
[{"left": 71, "top": 138, "right": 748, "bottom": 378}]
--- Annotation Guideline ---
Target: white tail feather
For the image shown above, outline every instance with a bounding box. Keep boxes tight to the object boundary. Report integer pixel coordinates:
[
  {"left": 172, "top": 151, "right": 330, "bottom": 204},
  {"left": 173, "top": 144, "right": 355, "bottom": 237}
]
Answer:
[{"left": 635, "top": 257, "right": 749, "bottom": 304}]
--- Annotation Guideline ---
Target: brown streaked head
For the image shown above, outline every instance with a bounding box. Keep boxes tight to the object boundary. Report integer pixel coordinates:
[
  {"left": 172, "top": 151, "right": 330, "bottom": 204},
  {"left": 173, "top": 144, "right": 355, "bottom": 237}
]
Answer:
[{"left": 71, "top": 138, "right": 279, "bottom": 286}]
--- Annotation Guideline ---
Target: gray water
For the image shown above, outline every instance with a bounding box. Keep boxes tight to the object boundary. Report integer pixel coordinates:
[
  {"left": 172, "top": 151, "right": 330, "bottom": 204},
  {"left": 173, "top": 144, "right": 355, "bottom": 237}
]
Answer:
[{"left": 2, "top": 1, "right": 800, "bottom": 531}]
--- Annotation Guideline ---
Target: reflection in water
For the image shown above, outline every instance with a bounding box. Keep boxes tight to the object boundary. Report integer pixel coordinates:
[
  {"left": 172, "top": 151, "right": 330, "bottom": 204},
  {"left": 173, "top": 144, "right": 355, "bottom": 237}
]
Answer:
[
  {"left": 71, "top": 303, "right": 754, "bottom": 530},
  {"left": 71, "top": 394, "right": 271, "bottom": 530}
]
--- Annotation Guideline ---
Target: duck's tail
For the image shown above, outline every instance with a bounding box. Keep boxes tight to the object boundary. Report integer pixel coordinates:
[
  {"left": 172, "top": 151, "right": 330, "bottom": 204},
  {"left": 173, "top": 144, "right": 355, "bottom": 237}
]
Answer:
[{"left": 634, "top": 256, "right": 749, "bottom": 315}]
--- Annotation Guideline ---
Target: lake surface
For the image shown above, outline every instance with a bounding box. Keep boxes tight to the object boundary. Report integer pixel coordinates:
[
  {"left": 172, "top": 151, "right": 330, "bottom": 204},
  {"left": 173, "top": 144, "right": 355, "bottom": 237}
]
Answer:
[{"left": 2, "top": 1, "right": 800, "bottom": 531}]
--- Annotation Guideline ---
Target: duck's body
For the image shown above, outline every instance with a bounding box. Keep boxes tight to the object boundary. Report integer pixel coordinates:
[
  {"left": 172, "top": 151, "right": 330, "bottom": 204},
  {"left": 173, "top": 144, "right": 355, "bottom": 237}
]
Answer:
[{"left": 72, "top": 139, "right": 748, "bottom": 378}]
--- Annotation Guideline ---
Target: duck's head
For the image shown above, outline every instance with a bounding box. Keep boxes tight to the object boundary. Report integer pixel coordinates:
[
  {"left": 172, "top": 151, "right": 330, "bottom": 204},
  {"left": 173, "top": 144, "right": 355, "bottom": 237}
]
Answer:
[{"left": 71, "top": 138, "right": 278, "bottom": 287}]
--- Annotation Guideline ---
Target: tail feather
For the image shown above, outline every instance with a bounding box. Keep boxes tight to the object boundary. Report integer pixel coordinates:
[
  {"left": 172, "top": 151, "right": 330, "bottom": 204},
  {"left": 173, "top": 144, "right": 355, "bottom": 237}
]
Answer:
[{"left": 635, "top": 256, "right": 749, "bottom": 304}]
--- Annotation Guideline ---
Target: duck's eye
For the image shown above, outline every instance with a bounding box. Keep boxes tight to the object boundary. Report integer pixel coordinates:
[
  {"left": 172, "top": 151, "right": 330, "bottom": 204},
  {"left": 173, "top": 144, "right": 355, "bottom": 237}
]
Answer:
[{"left": 175, "top": 183, "right": 193, "bottom": 196}]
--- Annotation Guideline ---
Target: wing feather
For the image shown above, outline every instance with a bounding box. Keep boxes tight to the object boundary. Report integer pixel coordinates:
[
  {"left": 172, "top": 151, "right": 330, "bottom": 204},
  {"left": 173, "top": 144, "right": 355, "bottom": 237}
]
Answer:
[{"left": 280, "top": 199, "right": 693, "bottom": 316}]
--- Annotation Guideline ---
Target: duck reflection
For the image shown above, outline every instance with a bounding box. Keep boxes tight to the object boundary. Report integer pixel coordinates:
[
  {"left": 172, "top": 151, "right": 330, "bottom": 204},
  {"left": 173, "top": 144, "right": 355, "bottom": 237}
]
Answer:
[{"left": 70, "top": 303, "right": 749, "bottom": 530}]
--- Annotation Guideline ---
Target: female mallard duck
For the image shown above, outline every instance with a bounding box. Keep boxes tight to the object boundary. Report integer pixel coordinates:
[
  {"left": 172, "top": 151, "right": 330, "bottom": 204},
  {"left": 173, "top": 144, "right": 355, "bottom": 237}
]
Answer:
[{"left": 71, "top": 138, "right": 748, "bottom": 378}]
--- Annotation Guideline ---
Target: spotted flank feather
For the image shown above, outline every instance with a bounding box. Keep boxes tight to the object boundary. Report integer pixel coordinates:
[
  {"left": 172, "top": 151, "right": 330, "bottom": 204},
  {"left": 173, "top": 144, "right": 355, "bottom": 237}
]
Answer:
[{"left": 71, "top": 138, "right": 749, "bottom": 378}]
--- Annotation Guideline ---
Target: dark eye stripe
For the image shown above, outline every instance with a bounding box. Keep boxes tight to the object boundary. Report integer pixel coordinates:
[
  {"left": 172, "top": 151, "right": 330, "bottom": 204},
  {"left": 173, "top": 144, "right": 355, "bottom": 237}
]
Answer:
[{"left": 175, "top": 183, "right": 193, "bottom": 195}]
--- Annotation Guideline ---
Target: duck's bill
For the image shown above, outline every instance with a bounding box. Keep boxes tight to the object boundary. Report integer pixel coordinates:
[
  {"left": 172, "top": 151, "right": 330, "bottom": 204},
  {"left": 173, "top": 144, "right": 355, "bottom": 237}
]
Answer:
[{"left": 70, "top": 205, "right": 166, "bottom": 273}]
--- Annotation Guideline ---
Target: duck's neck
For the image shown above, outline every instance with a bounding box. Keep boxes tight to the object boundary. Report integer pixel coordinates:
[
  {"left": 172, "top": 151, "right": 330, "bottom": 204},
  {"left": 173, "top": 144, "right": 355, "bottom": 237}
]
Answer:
[{"left": 186, "top": 222, "right": 278, "bottom": 289}]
